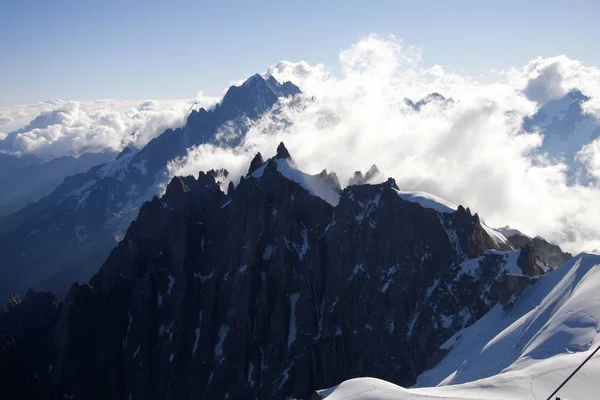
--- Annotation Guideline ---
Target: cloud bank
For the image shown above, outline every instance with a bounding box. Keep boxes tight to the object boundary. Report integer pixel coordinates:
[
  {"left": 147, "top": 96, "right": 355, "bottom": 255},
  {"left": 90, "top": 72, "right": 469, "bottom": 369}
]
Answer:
[
  {"left": 509, "top": 55, "right": 600, "bottom": 116},
  {"left": 0, "top": 94, "right": 218, "bottom": 157},
  {"left": 169, "top": 35, "right": 600, "bottom": 254}
]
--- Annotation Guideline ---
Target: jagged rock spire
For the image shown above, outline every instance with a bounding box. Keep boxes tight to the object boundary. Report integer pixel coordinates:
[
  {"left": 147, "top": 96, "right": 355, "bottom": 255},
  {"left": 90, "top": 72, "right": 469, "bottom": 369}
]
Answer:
[
  {"left": 365, "top": 164, "right": 380, "bottom": 181},
  {"left": 275, "top": 142, "right": 291, "bottom": 159},
  {"left": 348, "top": 165, "right": 382, "bottom": 186},
  {"left": 318, "top": 169, "right": 342, "bottom": 192},
  {"left": 385, "top": 177, "right": 399, "bottom": 190},
  {"left": 247, "top": 152, "right": 265, "bottom": 175}
]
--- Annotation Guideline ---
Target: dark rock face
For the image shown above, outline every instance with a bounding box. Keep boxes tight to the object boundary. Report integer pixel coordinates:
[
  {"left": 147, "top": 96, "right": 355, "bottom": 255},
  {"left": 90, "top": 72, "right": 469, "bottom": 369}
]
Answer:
[
  {"left": 275, "top": 141, "right": 292, "bottom": 159},
  {"left": 0, "top": 290, "right": 61, "bottom": 399},
  {"left": 0, "top": 75, "right": 300, "bottom": 300},
  {"left": 248, "top": 152, "right": 265, "bottom": 175},
  {"left": 0, "top": 145, "right": 555, "bottom": 400},
  {"left": 501, "top": 230, "right": 572, "bottom": 271},
  {"left": 517, "top": 244, "right": 544, "bottom": 276}
]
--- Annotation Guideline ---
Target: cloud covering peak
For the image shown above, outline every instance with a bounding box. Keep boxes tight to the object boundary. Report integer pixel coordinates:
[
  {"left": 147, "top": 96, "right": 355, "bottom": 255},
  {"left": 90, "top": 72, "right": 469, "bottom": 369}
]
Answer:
[
  {"left": 3, "top": 34, "right": 600, "bottom": 253},
  {"left": 169, "top": 35, "right": 600, "bottom": 254}
]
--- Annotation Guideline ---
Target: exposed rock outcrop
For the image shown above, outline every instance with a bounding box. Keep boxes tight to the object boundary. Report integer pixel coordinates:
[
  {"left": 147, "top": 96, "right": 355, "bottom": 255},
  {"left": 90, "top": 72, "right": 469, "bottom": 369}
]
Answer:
[{"left": 0, "top": 145, "right": 559, "bottom": 400}]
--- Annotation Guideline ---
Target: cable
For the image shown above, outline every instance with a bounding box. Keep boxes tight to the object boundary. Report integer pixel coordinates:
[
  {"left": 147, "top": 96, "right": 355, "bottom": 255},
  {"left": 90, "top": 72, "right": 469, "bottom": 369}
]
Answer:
[{"left": 545, "top": 343, "right": 600, "bottom": 400}]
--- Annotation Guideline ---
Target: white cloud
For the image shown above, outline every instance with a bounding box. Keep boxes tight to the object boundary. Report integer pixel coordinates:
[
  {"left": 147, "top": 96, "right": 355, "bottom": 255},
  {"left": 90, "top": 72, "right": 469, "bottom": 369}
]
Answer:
[
  {"left": 577, "top": 138, "right": 600, "bottom": 181},
  {"left": 264, "top": 60, "right": 328, "bottom": 94},
  {"left": 508, "top": 55, "right": 600, "bottom": 116},
  {"left": 170, "top": 34, "right": 600, "bottom": 254},
  {"left": 3, "top": 34, "right": 600, "bottom": 254},
  {"left": 0, "top": 96, "right": 218, "bottom": 157}
]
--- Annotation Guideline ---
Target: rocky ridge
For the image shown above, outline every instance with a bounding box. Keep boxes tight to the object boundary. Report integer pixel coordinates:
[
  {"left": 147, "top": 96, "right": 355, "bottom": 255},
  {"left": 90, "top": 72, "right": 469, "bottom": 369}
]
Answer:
[
  {"left": 0, "top": 75, "right": 300, "bottom": 299},
  {"left": 0, "top": 143, "right": 571, "bottom": 399}
]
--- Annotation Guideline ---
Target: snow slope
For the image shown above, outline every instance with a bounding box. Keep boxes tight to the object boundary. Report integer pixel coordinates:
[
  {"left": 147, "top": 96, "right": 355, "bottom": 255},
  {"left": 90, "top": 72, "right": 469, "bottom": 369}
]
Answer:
[
  {"left": 497, "top": 225, "right": 531, "bottom": 239},
  {"left": 394, "top": 189, "right": 511, "bottom": 248},
  {"left": 394, "top": 190, "right": 457, "bottom": 214},
  {"left": 276, "top": 159, "right": 340, "bottom": 206},
  {"left": 253, "top": 159, "right": 516, "bottom": 252},
  {"left": 251, "top": 158, "right": 341, "bottom": 206},
  {"left": 320, "top": 252, "right": 600, "bottom": 400}
]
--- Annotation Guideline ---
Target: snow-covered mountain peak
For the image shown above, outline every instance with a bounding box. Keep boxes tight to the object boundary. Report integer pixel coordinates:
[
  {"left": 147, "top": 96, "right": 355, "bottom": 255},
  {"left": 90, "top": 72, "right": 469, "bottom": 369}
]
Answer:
[
  {"left": 218, "top": 74, "right": 301, "bottom": 121},
  {"left": 248, "top": 144, "right": 340, "bottom": 206},
  {"left": 404, "top": 92, "right": 453, "bottom": 111},
  {"left": 525, "top": 89, "right": 589, "bottom": 129},
  {"left": 241, "top": 73, "right": 264, "bottom": 88},
  {"left": 497, "top": 225, "right": 531, "bottom": 239},
  {"left": 524, "top": 88, "right": 599, "bottom": 179}
]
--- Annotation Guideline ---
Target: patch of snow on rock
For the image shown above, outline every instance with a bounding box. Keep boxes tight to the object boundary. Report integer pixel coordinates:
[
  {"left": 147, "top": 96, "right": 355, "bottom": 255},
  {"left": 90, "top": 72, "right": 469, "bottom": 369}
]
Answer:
[
  {"left": 287, "top": 293, "right": 300, "bottom": 350},
  {"left": 394, "top": 189, "right": 457, "bottom": 213}
]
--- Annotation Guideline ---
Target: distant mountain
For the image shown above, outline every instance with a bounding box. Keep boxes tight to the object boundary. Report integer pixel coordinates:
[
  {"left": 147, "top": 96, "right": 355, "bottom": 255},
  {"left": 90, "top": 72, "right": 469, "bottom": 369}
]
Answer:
[
  {"left": 0, "top": 75, "right": 300, "bottom": 300},
  {"left": 0, "top": 143, "right": 571, "bottom": 400},
  {"left": 523, "top": 89, "right": 600, "bottom": 182},
  {"left": 404, "top": 93, "right": 453, "bottom": 111},
  {"left": 0, "top": 151, "right": 116, "bottom": 216}
]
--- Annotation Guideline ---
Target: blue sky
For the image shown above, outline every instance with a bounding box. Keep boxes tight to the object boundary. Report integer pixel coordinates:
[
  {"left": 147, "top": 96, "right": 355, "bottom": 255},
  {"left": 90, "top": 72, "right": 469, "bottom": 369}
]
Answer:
[{"left": 1, "top": 0, "right": 599, "bottom": 106}]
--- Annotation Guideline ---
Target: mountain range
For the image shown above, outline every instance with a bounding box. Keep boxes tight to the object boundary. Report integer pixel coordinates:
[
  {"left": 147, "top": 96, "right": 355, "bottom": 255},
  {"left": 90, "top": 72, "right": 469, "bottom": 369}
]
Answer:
[
  {"left": 0, "top": 74, "right": 300, "bottom": 300},
  {"left": 0, "top": 151, "right": 116, "bottom": 217},
  {"left": 0, "top": 76, "right": 597, "bottom": 400},
  {"left": 0, "top": 141, "right": 573, "bottom": 399},
  {"left": 524, "top": 89, "right": 600, "bottom": 183},
  {"left": 317, "top": 250, "right": 600, "bottom": 400}
]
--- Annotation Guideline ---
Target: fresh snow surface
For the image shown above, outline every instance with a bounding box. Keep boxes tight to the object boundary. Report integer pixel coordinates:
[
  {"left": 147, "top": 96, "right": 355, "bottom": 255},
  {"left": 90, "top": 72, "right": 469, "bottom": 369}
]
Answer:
[
  {"left": 459, "top": 250, "right": 522, "bottom": 278},
  {"left": 481, "top": 223, "right": 511, "bottom": 248},
  {"left": 253, "top": 160, "right": 516, "bottom": 254},
  {"left": 249, "top": 161, "right": 268, "bottom": 178},
  {"left": 98, "top": 151, "right": 135, "bottom": 180},
  {"left": 250, "top": 158, "right": 340, "bottom": 206},
  {"left": 276, "top": 159, "right": 340, "bottom": 206},
  {"left": 418, "top": 252, "right": 600, "bottom": 387},
  {"left": 393, "top": 190, "right": 457, "bottom": 213},
  {"left": 322, "top": 253, "right": 600, "bottom": 400}
]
